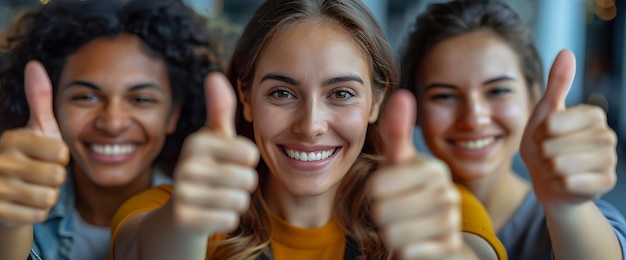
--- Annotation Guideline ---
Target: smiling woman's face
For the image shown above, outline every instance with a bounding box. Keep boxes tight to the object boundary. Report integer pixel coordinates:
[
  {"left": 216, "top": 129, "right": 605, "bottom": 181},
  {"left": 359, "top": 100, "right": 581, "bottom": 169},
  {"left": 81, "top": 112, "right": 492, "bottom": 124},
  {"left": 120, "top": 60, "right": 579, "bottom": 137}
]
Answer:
[
  {"left": 418, "top": 29, "right": 532, "bottom": 182},
  {"left": 240, "top": 19, "right": 382, "bottom": 197},
  {"left": 56, "top": 33, "right": 179, "bottom": 187}
]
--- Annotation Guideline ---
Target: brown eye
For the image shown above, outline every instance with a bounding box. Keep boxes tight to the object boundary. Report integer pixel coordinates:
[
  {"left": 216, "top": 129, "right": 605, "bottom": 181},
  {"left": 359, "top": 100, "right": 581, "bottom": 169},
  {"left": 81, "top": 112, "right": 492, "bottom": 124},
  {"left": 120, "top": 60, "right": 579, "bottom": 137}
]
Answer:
[
  {"left": 134, "top": 96, "right": 157, "bottom": 104},
  {"left": 270, "top": 89, "right": 294, "bottom": 99},
  {"left": 489, "top": 87, "right": 511, "bottom": 96},
  {"left": 71, "top": 94, "right": 99, "bottom": 102},
  {"left": 332, "top": 90, "right": 352, "bottom": 99}
]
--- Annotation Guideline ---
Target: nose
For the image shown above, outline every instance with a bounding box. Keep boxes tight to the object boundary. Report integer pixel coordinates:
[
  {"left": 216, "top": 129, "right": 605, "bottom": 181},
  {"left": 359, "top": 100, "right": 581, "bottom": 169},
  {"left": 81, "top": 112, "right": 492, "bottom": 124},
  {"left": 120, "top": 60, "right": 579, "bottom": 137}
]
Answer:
[
  {"left": 94, "top": 99, "right": 132, "bottom": 135},
  {"left": 456, "top": 94, "right": 491, "bottom": 131},
  {"left": 292, "top": 97, "right": 328, "bottom": 140}
]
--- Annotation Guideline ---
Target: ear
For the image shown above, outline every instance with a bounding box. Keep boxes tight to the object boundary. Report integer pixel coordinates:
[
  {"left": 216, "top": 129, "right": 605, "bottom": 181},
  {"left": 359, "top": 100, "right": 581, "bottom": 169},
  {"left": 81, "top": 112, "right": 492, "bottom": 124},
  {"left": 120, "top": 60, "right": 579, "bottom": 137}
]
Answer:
[
  {"left": 368, "top": 91, "right": 385, "bottom": 123},
  {"left": 166, "top": 103, "right": 181, "bottom": 134},
  {"left": 236, "top": 78, "right": 253, "bottom": 122}
]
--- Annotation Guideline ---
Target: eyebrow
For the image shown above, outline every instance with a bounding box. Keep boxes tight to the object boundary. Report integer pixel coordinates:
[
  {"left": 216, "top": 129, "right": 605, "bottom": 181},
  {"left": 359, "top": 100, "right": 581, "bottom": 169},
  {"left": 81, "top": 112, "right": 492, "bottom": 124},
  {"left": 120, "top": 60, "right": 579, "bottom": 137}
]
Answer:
[
  {"left": 260, "top": 74, "right": 300, "bottom": 86},
  {"left": 323, "top": 74, "right": 364, "bottom": 86},
  {"left": 424, "top": 76, "right": 517, "bottom": 90},
  {"left": 62, "top": 80, "right": 163, "bottom": 92},
  {"left": 482, "top": 76, "right": 516, "bottom": 85},
  {"left": 259, "top": 73, "right": 364, "bottom": 87}
]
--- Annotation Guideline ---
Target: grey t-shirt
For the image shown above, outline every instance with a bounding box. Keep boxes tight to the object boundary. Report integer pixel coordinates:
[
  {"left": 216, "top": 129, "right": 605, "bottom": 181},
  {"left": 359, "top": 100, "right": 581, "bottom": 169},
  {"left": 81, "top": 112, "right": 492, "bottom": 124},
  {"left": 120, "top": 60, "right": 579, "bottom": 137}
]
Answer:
[
  {"left": 69, "top": 209, "right": 110, "bottom": 260},
  {"left": 497, "top": 191, "right": 626, "bottom": 260}
]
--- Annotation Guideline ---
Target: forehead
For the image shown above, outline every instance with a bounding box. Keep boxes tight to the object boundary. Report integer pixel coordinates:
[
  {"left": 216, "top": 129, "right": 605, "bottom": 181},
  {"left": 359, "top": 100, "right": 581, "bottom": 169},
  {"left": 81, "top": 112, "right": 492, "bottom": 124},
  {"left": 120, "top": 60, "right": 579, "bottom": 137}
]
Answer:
[
  {"left": 420, "top": 29, "right": 523, "bottom": 85},
  {"left": 61, "top": 34, "right": 168, "bottom": 85},
  {"left": 254, "top": 19, "right": 370, "bottom": 82}
]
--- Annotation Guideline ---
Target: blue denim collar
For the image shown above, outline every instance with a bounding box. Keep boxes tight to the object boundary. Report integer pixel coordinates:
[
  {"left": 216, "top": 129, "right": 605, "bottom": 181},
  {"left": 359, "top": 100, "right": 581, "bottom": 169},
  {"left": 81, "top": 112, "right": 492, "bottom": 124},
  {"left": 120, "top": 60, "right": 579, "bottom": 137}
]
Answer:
[{"left": 47, "top": 167, "right": 76, "bottom": 238}]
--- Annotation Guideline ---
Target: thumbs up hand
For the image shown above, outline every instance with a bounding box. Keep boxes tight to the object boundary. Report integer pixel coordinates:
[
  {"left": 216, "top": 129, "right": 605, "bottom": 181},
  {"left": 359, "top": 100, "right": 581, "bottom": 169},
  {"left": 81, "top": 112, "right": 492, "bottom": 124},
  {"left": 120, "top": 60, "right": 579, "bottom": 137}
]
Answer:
[
  {"left": 369, "top": 90, "right": 462, "bottom": 259},
  {"left": 172, "top": 73, "right": 259, "bottom": 236},
  {"left": 520, "top": 50, "right": 617, "bottom": 207},
  {"left": 0, "top": 61, "right": 69, "bottom": 227}
]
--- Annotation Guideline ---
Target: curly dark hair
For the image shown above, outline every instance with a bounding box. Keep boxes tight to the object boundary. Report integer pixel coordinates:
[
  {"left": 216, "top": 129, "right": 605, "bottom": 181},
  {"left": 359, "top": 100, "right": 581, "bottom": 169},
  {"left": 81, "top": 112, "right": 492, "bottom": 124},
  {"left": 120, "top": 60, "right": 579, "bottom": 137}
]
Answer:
[{"left": 0, "top": 0, "right": 220, "bottom": 173}]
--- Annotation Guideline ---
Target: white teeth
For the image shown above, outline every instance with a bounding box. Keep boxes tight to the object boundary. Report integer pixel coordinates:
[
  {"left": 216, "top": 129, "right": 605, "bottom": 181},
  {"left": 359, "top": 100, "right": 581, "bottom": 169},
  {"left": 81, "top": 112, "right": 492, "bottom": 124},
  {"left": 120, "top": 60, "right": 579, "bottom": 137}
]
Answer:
[
  {"left": 455, "top": 137, "right": 495, "bottom": 150},
  {"left": 91, "top": 144, "right": 136, "bottom": 156},
  {"left": 284, "top": 148, "right": 336, "bottom": 162}
]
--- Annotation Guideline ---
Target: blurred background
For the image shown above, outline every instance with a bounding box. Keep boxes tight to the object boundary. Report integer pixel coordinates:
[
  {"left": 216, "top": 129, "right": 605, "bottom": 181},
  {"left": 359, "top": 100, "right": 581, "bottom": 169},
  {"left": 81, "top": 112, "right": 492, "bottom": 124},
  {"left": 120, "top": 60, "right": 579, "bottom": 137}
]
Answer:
[{"left": 1, "top": 0, "right": 624, "bottom": 213}]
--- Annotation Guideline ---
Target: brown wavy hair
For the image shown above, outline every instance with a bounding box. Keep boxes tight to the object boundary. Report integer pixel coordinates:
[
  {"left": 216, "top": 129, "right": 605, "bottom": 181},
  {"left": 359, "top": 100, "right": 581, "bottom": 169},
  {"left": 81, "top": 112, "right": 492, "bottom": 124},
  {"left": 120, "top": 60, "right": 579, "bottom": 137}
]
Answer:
[{"left": 214, "top": 0, "right": 398, "bottom": 259}]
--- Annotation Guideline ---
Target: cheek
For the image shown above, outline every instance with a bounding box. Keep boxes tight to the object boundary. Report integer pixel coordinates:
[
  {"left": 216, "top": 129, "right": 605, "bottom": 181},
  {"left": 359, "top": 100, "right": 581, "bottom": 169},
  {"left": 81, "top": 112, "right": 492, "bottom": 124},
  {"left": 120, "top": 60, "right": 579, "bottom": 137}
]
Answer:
[
  {"left": 55, "top": 105, "right": 86, "bottom": 142},
  {"left": 251, "top": 103, "right": 286, "bottom": 142},
  {"left": 139, "top": 107, "right": 177, "bottom": 139},
  {"left": 332, "top": 107, "right": 370, "bottom": 143},
  {"left": 492, "top": 100, "right": 530, "bottom": 134},
  {"left": 421, "top": 104, "right": 455, "bottom": 138}
]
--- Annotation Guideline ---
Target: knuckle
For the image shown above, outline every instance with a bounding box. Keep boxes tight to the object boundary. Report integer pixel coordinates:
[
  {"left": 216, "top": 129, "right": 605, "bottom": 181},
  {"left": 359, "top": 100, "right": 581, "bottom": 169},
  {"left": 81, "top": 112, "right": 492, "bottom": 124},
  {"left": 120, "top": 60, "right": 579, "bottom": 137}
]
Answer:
[
  {"left": 33, "top": 209, "right": 47, "bottom": 223},
  {"left": 436, "top": 185, "right": 460, "bottom": 208},
  {"left": 50, "top": 165, "right": 67, "bottom": 186},
  {"left": 588, "top": 106, "right": 607, "bottom": 124},
  {"left": 239, "top": 138, "right": 260, "bottom": 167},
  {"left": 42, "top": 188, "right": 59, "bottom": 208},
  {"left": 604, "top": 173, "right": 617, "bottom": 189},
  {"left": 176, "top": 159, "right": 206, "bottom": 181},
  {"left": 597, "top": 128, "right": 618, "bottom": 146},
  {"left": 240, "top": 169, "right": 259, "bottom": 192},
  {"left": 231, "top": 191, "right": 250, "bottom": 213},
  {"left": 174, "top": 185, "right": 193, "bottom": 204}
]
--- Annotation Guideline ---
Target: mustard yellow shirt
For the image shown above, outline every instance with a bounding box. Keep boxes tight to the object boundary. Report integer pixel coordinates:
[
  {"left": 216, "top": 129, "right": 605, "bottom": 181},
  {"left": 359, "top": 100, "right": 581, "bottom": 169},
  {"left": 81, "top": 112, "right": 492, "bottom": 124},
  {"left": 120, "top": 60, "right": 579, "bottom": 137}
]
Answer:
[{"left": 111, "top": 184, "right": 507, "bottom": 259}]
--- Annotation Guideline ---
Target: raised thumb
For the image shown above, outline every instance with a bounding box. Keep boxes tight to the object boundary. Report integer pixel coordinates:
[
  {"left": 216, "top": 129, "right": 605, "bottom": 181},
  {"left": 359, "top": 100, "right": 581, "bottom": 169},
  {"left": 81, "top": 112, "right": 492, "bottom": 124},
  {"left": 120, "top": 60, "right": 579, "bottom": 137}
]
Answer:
[
  {"left": 381, "top": 89, "right": 418, "bottom": 165},
  {"left": 25, "top": 61, "right": 62, "bottom": 139},
  {"left": 204, "top": 72, "right": 237, "bottom": 138},
  {"left": 532, "top": 50, "right": 576, "bottom": 122}
]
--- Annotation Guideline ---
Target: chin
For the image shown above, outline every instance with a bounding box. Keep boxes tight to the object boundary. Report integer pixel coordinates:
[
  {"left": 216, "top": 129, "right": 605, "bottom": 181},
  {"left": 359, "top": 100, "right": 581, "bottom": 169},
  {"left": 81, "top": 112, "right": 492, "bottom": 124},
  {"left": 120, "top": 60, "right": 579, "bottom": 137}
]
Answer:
[{"left": 87, "top": 171, "right": 143, "bottom": 187}]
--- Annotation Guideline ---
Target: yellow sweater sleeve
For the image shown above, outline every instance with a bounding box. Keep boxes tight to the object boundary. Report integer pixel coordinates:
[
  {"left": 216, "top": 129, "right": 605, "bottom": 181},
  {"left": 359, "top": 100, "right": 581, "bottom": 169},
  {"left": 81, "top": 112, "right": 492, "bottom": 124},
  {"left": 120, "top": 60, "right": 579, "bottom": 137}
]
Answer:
[
  {"left": 110, "top": 185, "right": 174, "bottom": 259},
  {"left": 456, "top": 183, "right": 508, "bottom": 260}
]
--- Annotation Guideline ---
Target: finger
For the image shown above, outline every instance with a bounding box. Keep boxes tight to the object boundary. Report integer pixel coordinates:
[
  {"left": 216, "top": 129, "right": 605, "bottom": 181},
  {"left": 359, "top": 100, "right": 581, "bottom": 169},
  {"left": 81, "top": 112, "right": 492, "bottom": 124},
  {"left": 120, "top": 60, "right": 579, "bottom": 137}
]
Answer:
[
  {"left": 0, "top": 158, "right": 66, "bottom": 186},
  {"left": 24, "top": 61, "right": 61, "bottom": 139},
  {"left": 176, "top": 157, "right": 258, "bottom": 192},
  {"left": 560, "top": 174, "right": 616, "bottom": 198},
  {"left": 381, "top": 89, "right": 418, "bottom": 165},
  {"left": 525, "top": 50, "right": 576, "bottom": 134},
  {"left": 541, "top": 127, "right": 616, "bottom": 158},
  {"left": 543, "top": 105, "right": 608, "bottom": 137},
  {"left": 175, "top": 183, "right": 251, "bottom": 213},
  {"left": 547, "top": 152, "right": 615, "bottom": 178},
  {"left": 0, "top": 201, "right": 48, "bottom": 225},
  {"left": 369, "top": 160, "right": 449, "bottom": 199},
  {"left": 204, "top": 72, "right": 237, "bottom": 138},
  {"left": 0, "top": 180, "right": 59, "bottom": 209},
  {"left": 396, "top": 235, "right": 462, "bottom": 260},
  {"left": 374, "top": 184, "right": 459, "bottom": 226},
  {"left": 181, "top": 132, "right": 259, "bottom": 168},
  {"left": 174, "top": 205, "right": 239, "bottom": 233},
  {"left": 0, "top": 130, "right": 70, "bottom": 165},
  {"left": 384, "top": 212, "right": 459, "bottom": 250}
]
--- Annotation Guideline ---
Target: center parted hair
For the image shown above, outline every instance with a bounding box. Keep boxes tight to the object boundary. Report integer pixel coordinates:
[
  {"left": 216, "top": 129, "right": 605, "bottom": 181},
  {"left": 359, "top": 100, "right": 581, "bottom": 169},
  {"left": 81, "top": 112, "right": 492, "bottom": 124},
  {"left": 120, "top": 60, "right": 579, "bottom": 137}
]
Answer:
[
  {"left": 0, "top": 0, "right": 220, "bottom": 173},
  {"left": 219, "top": 0, "right": 398, "bottom": 259}
]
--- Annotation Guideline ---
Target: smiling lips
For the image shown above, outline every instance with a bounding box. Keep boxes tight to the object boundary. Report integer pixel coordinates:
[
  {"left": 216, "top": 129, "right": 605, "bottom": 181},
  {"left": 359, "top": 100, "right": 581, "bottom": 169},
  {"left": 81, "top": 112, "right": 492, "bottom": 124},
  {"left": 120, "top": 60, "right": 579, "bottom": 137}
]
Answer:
[
  {"left": 91, "top": 144, "right": 137, "bottom": 156},
  {"left": 451, "top": 137, "right": 496, "bottom": 150},
  {"left": 283, "top": 147, "right": 337, "bottom": 162}
]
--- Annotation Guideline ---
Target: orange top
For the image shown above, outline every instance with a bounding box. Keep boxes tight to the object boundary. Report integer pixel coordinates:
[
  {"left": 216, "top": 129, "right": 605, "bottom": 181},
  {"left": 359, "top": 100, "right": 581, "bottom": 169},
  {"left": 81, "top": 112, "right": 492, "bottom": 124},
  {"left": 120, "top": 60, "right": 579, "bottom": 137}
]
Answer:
[{"left": 111, "top": 184, "right": 507, "bottom": 259}]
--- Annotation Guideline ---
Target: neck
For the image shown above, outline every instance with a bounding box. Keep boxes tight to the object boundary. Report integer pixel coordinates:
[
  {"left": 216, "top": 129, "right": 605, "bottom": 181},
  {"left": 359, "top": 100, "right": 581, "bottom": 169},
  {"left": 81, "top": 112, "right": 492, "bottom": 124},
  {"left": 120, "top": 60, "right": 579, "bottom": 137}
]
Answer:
[
  {"left": 72, "top": 165, "right": 152, "bottom": 227},
  {"left": 265, "top": 176, "right": 337, "bottom": 228},
  {"left": 454, "top": 166, "right": 530, "bottom": 232}
]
